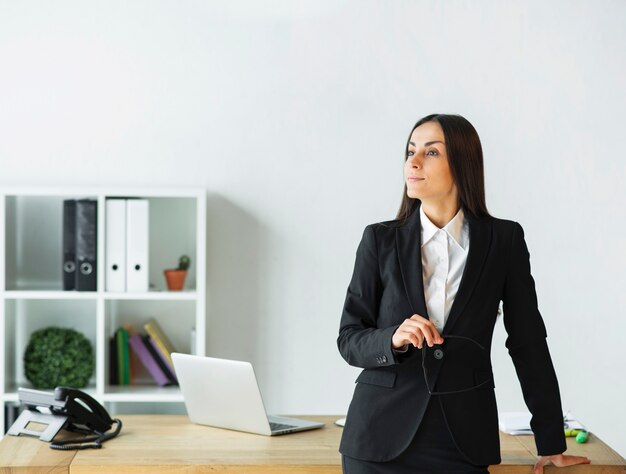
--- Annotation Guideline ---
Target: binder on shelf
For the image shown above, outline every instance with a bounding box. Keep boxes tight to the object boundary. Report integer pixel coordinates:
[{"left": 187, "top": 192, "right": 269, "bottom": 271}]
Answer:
[
  {"left": 129, "top": 335, "right": 174, "bottom": 386},
  {"left": 62, "top": 200, "right": 77, "bottom": 290},
  {"left": 126, "top": 199, "right": 149, "bottom": 292},
  {"left": 144, "top": 318, "right": 176, "bottom": 368},
  {"left": 106, "top": 199, "right": 127, "bottom": 292},
  {"left": 75, "top": 199, "right": 97, "bottom": 291}
]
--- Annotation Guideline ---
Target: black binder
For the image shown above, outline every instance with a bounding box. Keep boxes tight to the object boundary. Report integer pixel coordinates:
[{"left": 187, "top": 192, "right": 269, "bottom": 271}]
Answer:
[
  {"left": 62, "top": 200, "right": 77, "bottom": 290},
  {"left": 75, "top": 199, "right": 97, "bottom": 291}
]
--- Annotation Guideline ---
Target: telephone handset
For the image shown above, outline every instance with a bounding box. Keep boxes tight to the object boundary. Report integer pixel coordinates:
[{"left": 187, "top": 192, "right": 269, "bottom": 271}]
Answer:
[{"left": 7, "top": 386, "right": 122, "bottom": 450}]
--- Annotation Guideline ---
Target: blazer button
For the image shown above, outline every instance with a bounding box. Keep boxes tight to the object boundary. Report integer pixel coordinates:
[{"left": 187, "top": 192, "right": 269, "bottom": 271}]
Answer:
[
  {"left": 382, "top": 355, "right": 387, "bottom": 363},
  {"left": 434, "top": 348, "right": 444, "bottom": 360}
]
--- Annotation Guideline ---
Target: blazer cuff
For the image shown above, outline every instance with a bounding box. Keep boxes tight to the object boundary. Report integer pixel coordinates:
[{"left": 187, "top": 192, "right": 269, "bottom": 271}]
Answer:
[
  {"left": 384, "top": 324, "right": 407, "bottom": 365},
  {"left": 535, "top": 423, "right": 567, "bottom": 457},
  {"left": 392, "top": 344, "right": 410, "bottom": 354}
]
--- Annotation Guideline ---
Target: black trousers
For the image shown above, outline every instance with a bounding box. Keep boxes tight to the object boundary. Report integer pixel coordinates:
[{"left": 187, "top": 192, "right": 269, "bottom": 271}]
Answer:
[{"left": 342, "top": 396, "right": 490, "bottom": 473}]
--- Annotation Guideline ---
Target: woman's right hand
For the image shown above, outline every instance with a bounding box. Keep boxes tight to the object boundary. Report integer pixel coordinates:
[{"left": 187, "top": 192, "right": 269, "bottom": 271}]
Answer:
[{"left": 392, "top": 314, "right": 444, "bottom": 349}]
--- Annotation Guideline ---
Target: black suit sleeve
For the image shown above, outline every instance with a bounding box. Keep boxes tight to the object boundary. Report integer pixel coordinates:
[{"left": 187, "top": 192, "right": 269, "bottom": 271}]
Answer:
[
  {"left": 337, "top": 225, "right": 403, "bottom": 369},
  {"left": 502, "top": 222, "right": 567, "bottom": 456}
]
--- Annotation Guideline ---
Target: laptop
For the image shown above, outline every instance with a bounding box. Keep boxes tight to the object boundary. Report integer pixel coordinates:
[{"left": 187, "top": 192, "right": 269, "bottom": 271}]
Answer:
[{"left": 171, "top": 353, "right": 325, "bottom": 436}]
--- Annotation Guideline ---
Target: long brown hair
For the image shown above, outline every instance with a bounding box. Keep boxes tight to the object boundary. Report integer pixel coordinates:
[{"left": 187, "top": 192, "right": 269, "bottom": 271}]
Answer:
[{"left": 395, "top": 113, "right": 491, "bottom": 223}]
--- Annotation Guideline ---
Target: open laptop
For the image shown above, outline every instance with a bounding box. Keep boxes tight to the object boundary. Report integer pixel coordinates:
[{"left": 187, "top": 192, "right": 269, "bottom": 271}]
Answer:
[{"left": 171, "top": 353, "right": 325, "bottom": 436}]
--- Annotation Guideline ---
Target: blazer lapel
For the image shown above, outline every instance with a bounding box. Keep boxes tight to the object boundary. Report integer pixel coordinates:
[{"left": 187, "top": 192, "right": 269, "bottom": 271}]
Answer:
[
  {"left": 395, "top": 201, "right": 492, "bottom": 334},
  {"left": 443, "top": 209, "right": 491, "bottom": 334},
  {"left": 395, "top": 201, "right": 428, "bottom": 320}
]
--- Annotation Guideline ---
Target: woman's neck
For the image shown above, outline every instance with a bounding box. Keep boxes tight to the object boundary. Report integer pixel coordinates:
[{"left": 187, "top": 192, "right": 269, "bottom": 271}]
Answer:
[{"left": 420, "top": 201, "right": 460, "bottom": 229}]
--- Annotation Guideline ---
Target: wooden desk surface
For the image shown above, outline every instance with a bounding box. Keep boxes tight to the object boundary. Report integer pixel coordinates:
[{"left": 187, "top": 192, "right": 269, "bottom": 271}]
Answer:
[{"left": 1, "top": 415, "right": 624, "bottom": 473}]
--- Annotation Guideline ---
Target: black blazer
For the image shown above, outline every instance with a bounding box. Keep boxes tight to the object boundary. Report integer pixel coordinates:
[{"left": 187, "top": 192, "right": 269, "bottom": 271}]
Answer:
[{"left": 337, "top": 201, "right": 567, "bottom": 465}]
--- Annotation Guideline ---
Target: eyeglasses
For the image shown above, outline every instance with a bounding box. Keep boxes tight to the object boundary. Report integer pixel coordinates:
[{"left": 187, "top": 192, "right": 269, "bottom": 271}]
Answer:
[{"left": 421, "top": 333, "right": 493, "bottom": 395}]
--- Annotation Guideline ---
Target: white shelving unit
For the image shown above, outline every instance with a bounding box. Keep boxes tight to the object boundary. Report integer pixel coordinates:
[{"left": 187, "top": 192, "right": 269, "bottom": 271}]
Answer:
[{"left": 0, "top": 187, "right": 206, "bottom": 434}]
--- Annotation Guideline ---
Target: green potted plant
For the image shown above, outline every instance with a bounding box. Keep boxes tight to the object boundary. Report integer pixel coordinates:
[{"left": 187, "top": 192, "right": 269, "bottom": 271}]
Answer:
[
  {"left": 164, "top": 254, "right": 191, "bottom": 291},
  {"left": 24, "top": 327, "right": 94, "bottom": 389}
]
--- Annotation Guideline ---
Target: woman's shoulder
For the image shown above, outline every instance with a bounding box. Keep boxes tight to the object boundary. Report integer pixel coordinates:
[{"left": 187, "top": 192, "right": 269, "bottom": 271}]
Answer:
[
  {"left": 373, "top": 217, "right": 406, "bottom": 227},
  {"left": 488, "top": 214, "right": 518, "bottom": 228},
  {"left": 366, "top": 217, "right": 407, "bottom": 233},
  {"left": 484, "top": 214, "right": 528, "bottom": 245},
  {"left": 357, "top": 218, "right": 412, "bottom": 248}
]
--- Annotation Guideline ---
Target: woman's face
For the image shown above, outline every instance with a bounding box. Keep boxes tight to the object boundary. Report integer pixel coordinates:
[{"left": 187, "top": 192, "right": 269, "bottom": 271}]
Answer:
[{"left": 404, "top": 121, "right": 457, "bottom": 203}]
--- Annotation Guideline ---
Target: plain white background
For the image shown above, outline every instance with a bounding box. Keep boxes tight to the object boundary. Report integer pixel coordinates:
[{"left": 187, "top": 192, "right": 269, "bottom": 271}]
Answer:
[{"left": 1, "top": 0, "right": 624, "bottom": 457}]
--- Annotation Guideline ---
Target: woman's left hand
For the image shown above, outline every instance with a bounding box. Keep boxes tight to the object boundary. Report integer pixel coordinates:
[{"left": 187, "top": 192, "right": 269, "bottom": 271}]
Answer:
[{"left": 533, "top": 453, "right": 591, "bottom": 473}]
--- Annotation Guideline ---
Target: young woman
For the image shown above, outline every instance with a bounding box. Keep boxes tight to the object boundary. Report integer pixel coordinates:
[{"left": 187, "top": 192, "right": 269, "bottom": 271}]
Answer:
[{"left": 337, "top": 114, "right": 591, "bottom": 473}]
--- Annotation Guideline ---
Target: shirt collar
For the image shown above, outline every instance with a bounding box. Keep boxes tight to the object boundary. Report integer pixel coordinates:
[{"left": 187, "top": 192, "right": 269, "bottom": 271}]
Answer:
[{"left": 420, "top": 204, "right": 468, "bottom": 250}]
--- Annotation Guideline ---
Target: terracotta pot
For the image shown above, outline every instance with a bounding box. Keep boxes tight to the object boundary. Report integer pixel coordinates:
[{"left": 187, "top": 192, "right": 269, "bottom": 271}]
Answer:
[{"left": 164, "top": 269, "right": 187, "bottom": 291}]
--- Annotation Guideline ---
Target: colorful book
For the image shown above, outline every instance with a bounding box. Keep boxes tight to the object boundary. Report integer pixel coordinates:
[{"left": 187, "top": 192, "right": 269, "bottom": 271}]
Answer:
[
  {"left": 116, "top": 328, "right": 124, "bottom": 385},
  {"left": 129, "top": 334, "right": 172, "bottom": 386},
  {"left": 143, "top": 335, "right": 177, "bottom": 384},
  {"left": 122, "top": 323, "right": 140, "bottom": 384},
  {"left": 122, "top": 328, "right": 130, "bottom": 384},
  {"left": 116, "top": 327, "right": 130, "bottom": 385},
  {"left": 144, "top": 319, "right": 176, "bottom": 367},
  {"left": 109, "top": 336, "right": 118, "bottom": 385}
]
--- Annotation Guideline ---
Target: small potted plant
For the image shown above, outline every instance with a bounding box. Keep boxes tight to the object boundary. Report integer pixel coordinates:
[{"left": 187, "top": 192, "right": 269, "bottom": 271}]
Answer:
[{"left": 164, "top": 255, "right": 191, "bottom": 291}]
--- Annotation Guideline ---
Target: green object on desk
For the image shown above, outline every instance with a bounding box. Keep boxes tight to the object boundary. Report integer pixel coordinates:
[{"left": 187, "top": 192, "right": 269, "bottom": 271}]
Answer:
[
  {"left": 564, "top": 429, "right": 589, "bottom": 443},
  {"left": 576, "top": 430, "right": 589, "bottom": 443}
]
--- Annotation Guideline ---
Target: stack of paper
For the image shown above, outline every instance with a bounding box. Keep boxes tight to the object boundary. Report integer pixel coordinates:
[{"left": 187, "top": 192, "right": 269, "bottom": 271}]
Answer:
[
  {"left": 499, "top": 411, "right": 533, "bottom": 435},
  {"left": 498, "top": 411, "right": 585, "bottom": 435}
]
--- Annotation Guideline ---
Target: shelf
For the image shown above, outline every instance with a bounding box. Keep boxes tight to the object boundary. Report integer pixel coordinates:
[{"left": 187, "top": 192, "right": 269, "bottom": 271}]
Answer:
[
  {"left": 3, "top": 290, "right": 98, "bottom": 300},
  {"left": 103, "top": 385, "right": 184, "bottom": 402},
  {"left": 1, "top": 290, "right": 197, "bottom": 301},
  {"left": 1, "top": 385, "right": 183, "bottom": 403},
  {"left": 3, "top": 194, "right": 200, "bottom": 292},
  {"left": 103, "top": 291, "right": 197, "bottom": 301},
  {"left": 2, "top": 384, "right": 99, "bottom": 403},
  {"left": 0, "top": 187, "right": 206, "bottom": 433}
]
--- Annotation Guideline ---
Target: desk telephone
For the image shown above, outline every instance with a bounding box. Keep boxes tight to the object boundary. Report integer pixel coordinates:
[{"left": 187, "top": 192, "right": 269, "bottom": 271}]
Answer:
[{"left": 7, "top": 386, "right": 122, "bottom": 450}]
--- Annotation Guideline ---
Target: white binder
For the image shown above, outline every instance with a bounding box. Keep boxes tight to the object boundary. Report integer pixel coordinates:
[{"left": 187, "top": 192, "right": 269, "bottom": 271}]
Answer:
[
  {"left": 126, "top": 199, "right": 149, "bottom": 292},
  {"left": 105, "top": 199, "right": 127, "bottom": 292}
]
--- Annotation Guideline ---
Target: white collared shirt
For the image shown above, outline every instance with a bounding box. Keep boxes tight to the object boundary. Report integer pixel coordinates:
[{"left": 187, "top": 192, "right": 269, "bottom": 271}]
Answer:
[{"left": 394, "top": 205, "right": 470, "bottom": 352}]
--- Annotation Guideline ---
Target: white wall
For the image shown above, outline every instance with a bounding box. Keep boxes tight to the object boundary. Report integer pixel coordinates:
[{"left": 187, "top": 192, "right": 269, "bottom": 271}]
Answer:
[{"left": 1, "top": 0, "right": 624, "bottom": 457}]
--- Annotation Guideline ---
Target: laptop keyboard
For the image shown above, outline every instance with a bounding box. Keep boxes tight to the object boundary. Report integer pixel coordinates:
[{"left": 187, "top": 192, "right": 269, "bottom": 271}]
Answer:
[{"left": 270, "top": 421, "right": 297, "bottom": 431}]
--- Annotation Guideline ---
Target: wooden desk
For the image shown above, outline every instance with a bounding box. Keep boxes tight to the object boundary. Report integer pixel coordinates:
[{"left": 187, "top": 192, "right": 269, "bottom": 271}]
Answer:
[{"left": 0, "top": 415, "right": 624, "bottom": 473}]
